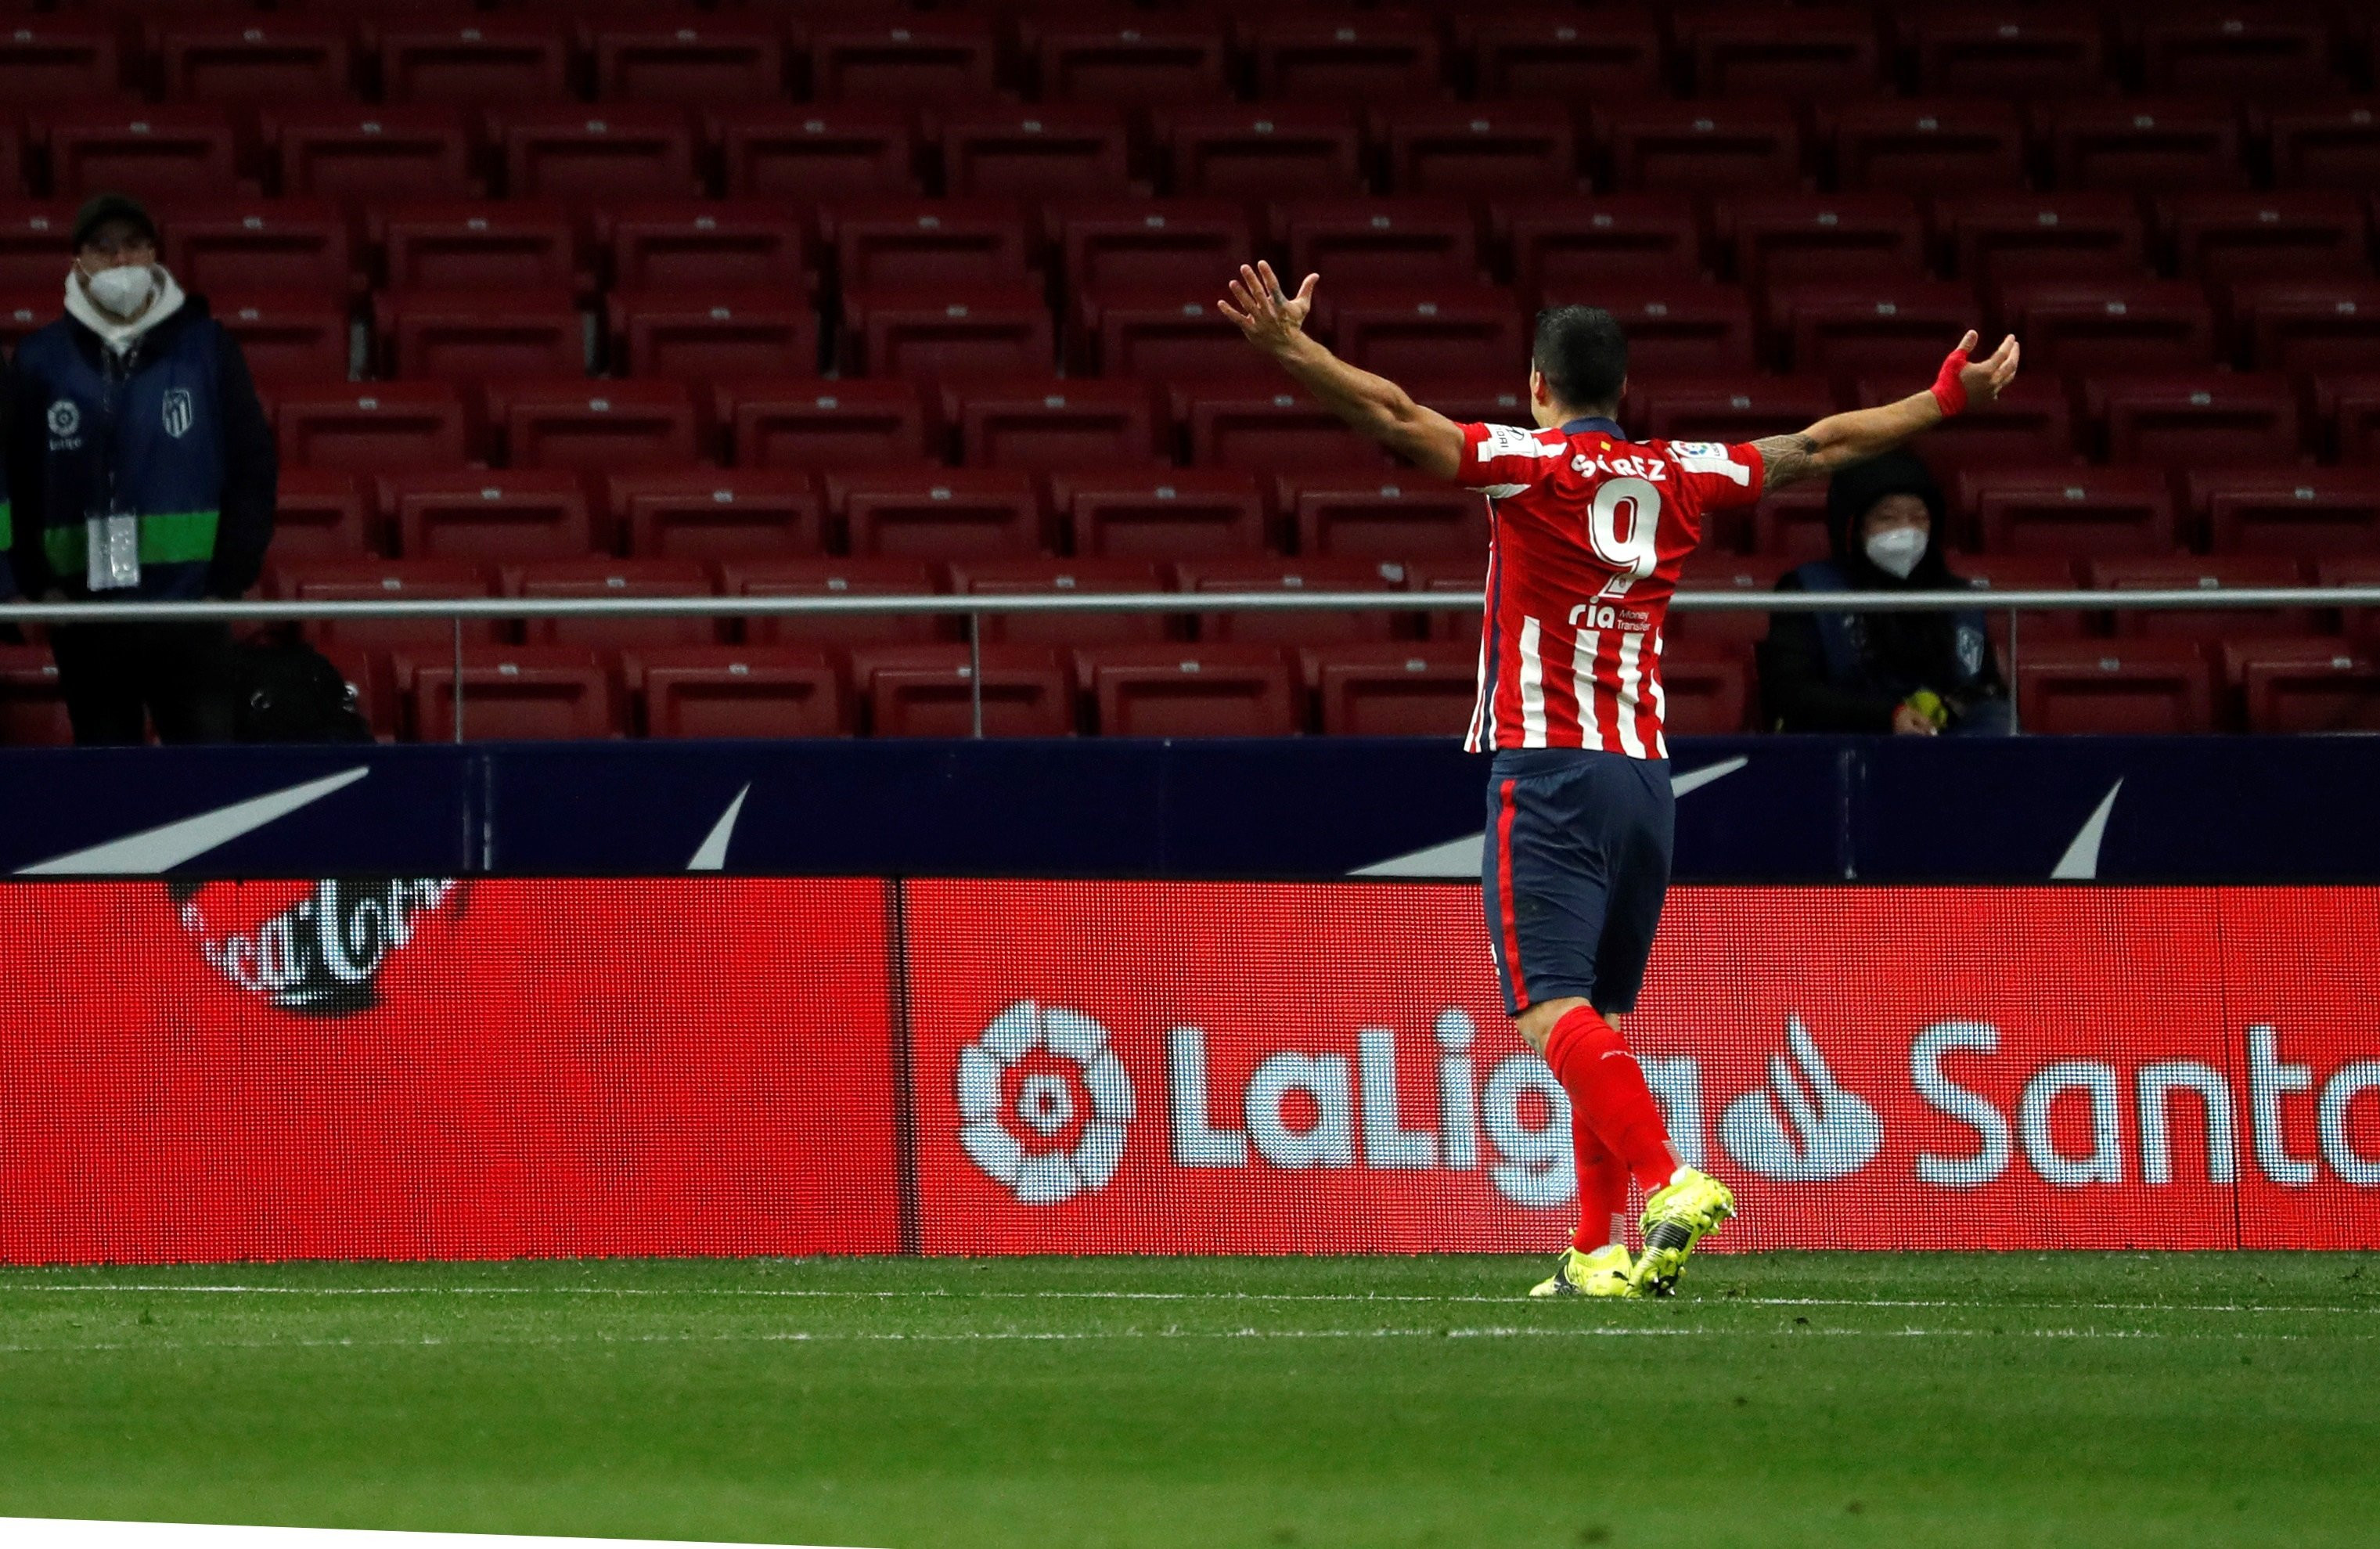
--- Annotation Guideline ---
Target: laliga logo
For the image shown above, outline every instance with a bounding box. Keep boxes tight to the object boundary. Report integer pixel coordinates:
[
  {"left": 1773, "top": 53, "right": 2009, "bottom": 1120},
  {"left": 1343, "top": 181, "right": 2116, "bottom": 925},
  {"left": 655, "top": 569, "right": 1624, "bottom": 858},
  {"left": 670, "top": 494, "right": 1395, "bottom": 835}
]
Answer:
[
  {"left": 959, "top": 1000, "right": 1135, "bottom": 1204},
  {"left": 1719, "top": 1014, "right": 1882, "bottom": 1181}
]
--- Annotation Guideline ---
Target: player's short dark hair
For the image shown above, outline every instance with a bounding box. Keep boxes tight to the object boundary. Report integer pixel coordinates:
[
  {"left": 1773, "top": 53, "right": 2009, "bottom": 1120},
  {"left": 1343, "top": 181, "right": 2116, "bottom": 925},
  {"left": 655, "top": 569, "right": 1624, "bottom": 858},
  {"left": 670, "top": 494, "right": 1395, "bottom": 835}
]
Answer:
[{"left": 1532, "top": 306, "right": 1629, "bottom": 411}]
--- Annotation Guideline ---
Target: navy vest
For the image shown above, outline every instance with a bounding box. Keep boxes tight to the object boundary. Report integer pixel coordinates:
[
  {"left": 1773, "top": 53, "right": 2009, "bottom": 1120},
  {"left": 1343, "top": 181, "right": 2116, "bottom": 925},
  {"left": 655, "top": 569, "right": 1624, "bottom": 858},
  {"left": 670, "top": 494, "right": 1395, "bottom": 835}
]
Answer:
[
  {"left": 1791, "top": 559, "right": 1992, "bottom": 690},
  {"left": 13, "top": 309, "right": 228, "bottom": 600}
]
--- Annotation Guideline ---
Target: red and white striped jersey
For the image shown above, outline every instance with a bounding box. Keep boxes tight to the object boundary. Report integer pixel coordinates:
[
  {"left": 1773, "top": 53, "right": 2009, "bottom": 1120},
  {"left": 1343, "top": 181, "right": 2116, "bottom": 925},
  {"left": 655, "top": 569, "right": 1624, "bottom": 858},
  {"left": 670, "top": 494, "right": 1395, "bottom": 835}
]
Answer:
[{"left": 1458, "top": 418, "right": 1767, "bottom": 757}]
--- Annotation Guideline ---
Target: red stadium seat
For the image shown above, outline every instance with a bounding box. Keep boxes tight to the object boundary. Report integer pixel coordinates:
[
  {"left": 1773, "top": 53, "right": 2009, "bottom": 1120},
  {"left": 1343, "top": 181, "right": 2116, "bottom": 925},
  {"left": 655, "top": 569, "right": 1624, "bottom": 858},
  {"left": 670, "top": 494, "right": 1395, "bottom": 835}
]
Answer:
[
  {"left": 1999, "top": 282, "right": 2219, "bottom": 373},
  {"left": 2097, "top": 373, "right": 2303, "bottom": 468},
  {"left": 2140, "top": 6, "right": 2338, "bottom": 95},
  {"left": 160, "top": 200, "right": 353, "bottom": 302},
  {"left": 498, "top": 106, "right": 700, "bottom": 202},
  {"left": 608, "top": 290, "right": 820, "bottom": 380},
  {"left": 852, "top": 644, "right": 1073, "bottom": 737},
  {"left": 1742, "top": 481, "right": 1827, "bottom": 558},
  {"left": 728, "top": 557, "right": 942, "bottom": 648},
  {"left": 1308, "top": 643, "right": 1478, "bottom": 737},
  {"left": 1381, "top": 101, "right": 1582, "bottom": 200},
  {"left": 274, "top": 382, "right": 471, "bottom": 473},
  {"left": 942, "top": 105, "right": 1135, "bottom": 201},
  {"left": 1249, "top": 13, "right": 1442, "bottom": 104},
  {"left": 1288, "top": 476, "right": 1488, "bottom": 558},
  {"left": 398, "top": 647, "right": 621, "bottom": 741},
  {"left": 1953, "top": 553, "right": 2090, "bottom": 642},
  {"left": 0, "top": 647, "right": 73, "bottom": 747},
  {"left": 1600, "top": 99, "right": 1806, "bottom": 195},
  {"left": 2162, "top": 192, "right": 2373, "bottom": 285},
  {"left": 387, "top": 470, "right": 596, "bottom": 563},
  {"left": 1914, "top": 8, "right": 2106, "bottom": 97},
  {"left": 631, "top": 647, "right": 848, "bottom": 738},
  {"left": 1405, "top": 555, "right": 1485, "bottom": 642},
  {"left": 380, "top": 202, "right": 575, "bottom": 294},
  {"left": 830, "top": 469, "right": 1046, "bottom": 558},
  {"left": 811, "top": 17, "right": 1000, "bottom": 106},
  {"left": 273, "top": 103, "right": 479, "bottom": 205},
  {"left": 1280, "top": 199, "right": 1484, "bottom": 287},
  {"left": 1683, "top": 5, "right": 1884, "bottom": 99},
  {"left": 1855, "top": 375, "right": 2080, "bottom": 470},
  {"left": 1543, "top": 282, "right": 1755, "bottom": 374},
  {"left": 1057, "top": 470, "right": 1272, "bottom": 558},
  {"left": 160, "top": 20, "right": 354, "bottom": 104},
  {"left": 602, "top": 201, "right": 809, "bottom": 293},
  {"left": 380, "top": 18, "right": 570, "bottom": 106},
  {"left": 1420, "top": 377, "right": 1536, "bottom": 430},
  {"left": 275, "top": 561, "right": 501, "bottom": 683},
  {"left": 1054, "top": 200, "right": 1255, "bottom": 292},
  {"left": 715, "top": 104, "right": 923, "bottom": 203},
  {"left": 509, "top": 558, "right": 721, "bottom": 650},
  {"left": 1174, "top": 557, "right": 1405, "bottom": 643},
  {"left": 0, "top": 21, "right": 122, "bottom": 107},
  {"left": 1938, "top": 192, "right": 2151, "bottom": 286},
  {"left": 830, "top": 199, "right": 1035, "bottom": 290},
  {"left": 1036, "top": 21, "right": 1230, "bottom": 107},
  {"left": 841, "top": 286, "right": 1053, "bottom": 378},
  {"left": 1164, "top": 105, "right": 1367, "bottom": 200},
  {"left": 1330, "top": 286, "right": 1526, "bottom": 380},
  {"left": 591, "top": 19, "right": 788, "bottom": 105},
  {"left": 1964, "top": 466, "right": 2179, "bottom": 554},
  {"left": 1636, "top": 376, "right": 1838, "bottom": 448},
  {"left": 1083, "top": 644, "right": 1300, "bottom": 737},
  {"left": 2230, "top": 280, "right": 2380, "bottom": 374},
  {"left": 1075, "top": 288, "right": 1250, "bottom": 379},
  {"left": 1665, "top": 555, "right": 1795, "bottom": 650},
  {"left": 1771, "top": 280, "right": 1984, "bottom": 380},
  {"left": 0, "top": 204, "right": 76, "bottom": 290},
  {"left": 2044, "top": 97, "right": 2249, "bottom": 194},
  {"left": 1726, "top": 194, "right": 1928, "bottom": 286},
  {"left": 2318, "top": 375, "right": 2380, "bottom": 464},
  {"left": 2231, "top": 640, "right": 2380, "bottom": 733},
  {"left": 947, "top": 558, "right": 1171, "bottom": 645},
  {"left": 494, "top": 378, "right": 701, "bottom": 472},
  {"left": 0, "top": 289, "right": 50, "bottom": 355},
  {"left": 1176, "top": 382, "right": 1390, "bottom": 473},
  {"left": 2088, "top": 553, "right": 2314, "bottom": 644},
  {"left": 2198, "top": 468, "right": 2380, "bottom": 554},
  {"left": 2014, "top": 640, "right": 2216, "bottom": 733},
  {"left": 612, "top": 469, "right": 822, "bottom": 560},
  {"left": 1471, "top": 9, "right": 1662, "bottom": 101},
  {"left": 43, "top": 105, "right": 242, "bottom": 200},
  {"left": 1662, "top": 645, "right": 1754, "bottom": 737},
  {"left": 2315, "top": 557, "right": 2380, "bottom": 638},
  {"left": 1502, "top": 195, "right": 1706, "bottom": 294},
  {"left": 2264, "top": 100, "right": 2380, "bottom": 193},
  {"left": 1830, "top": 99, "right": 2027, "bottom": 195},
  {"left": 376, "top": 289, "right": 583, "bottom": 380},
  {"left": 722, "top": 378, "right": 934, "bottom": 469},
  {"left": 950, "top": 378, "right": 1161, "bottom": 470},
  {"left": 272, "top": 468, "right": 376, "bottom": 559},
  {"left": 210, "top": 292, "right": 349, "bottom": 386}
]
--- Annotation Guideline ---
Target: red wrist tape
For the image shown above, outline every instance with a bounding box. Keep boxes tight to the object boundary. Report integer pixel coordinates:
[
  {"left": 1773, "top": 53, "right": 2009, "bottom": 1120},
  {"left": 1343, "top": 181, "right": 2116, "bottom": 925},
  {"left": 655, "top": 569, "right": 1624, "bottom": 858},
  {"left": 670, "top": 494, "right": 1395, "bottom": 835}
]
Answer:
[{"left": 1929, "top": 348, "right": 1971, "bottom": 417}]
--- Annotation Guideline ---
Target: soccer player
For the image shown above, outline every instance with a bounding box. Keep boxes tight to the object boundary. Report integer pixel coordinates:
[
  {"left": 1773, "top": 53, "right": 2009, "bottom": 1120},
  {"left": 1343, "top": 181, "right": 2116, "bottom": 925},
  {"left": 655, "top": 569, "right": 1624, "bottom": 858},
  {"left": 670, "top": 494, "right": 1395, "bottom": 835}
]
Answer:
[{"left": 1221, "top": 261, "right": 2020, "bottom": 1298}]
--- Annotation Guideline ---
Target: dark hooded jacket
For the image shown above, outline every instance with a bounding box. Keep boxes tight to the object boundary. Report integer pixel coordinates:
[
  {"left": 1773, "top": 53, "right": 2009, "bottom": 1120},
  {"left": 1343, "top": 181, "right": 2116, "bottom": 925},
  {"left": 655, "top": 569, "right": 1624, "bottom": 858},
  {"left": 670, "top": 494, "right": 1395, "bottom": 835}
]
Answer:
[{"left": 1755, "top": 451, "right": 2004, "bottom": 733}]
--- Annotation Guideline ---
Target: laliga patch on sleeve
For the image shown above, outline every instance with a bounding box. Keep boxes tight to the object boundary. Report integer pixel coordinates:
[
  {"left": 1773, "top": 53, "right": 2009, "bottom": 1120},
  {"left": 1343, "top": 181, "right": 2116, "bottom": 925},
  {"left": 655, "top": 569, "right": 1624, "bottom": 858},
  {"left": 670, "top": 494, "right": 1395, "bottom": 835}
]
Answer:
[
  {"left": 1671, "top": 441, "right": 1752, "bottom": 486},
  {"left": 1482, "top": 424, "right": 1562, "bottom": 459}
]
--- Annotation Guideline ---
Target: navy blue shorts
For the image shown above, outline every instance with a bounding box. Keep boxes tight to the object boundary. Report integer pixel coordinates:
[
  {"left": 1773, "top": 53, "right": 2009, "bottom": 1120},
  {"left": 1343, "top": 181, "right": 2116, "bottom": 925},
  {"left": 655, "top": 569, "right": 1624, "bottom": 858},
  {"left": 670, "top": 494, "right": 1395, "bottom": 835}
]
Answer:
[{"left": 1482, "top": 748, "right": 1675, "bottom": 1018}]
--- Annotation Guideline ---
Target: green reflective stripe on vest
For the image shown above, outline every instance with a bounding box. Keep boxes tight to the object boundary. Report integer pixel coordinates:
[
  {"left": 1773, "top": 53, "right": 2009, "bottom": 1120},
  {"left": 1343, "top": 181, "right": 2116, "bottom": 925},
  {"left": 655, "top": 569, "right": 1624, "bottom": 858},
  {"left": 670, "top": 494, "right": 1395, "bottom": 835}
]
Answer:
[
  {"left": 42, "top": 510, "right": 220, "bottom": 573},
  {"left": 0, "top": 499, "right": 11, "bottom": 549}
]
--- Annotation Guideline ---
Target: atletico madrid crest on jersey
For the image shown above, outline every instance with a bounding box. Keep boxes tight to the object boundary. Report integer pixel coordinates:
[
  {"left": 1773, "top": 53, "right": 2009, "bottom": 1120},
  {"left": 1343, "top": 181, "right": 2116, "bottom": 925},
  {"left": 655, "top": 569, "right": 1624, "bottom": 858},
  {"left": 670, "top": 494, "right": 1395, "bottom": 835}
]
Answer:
[{"left": 1456, "top": 420, "right": 1766, "bottom": 758}]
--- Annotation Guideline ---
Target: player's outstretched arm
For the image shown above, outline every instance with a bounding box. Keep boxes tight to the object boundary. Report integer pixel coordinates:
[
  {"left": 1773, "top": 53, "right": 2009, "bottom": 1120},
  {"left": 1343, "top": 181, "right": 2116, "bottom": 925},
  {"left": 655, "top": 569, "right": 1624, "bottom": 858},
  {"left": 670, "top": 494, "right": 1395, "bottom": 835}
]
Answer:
[
  {"left": 1219, "top": 261, "right": 1466, "bottom": 481},
  {"left": 1751, "top": 331, "right": 2021, "bottom": 492}
]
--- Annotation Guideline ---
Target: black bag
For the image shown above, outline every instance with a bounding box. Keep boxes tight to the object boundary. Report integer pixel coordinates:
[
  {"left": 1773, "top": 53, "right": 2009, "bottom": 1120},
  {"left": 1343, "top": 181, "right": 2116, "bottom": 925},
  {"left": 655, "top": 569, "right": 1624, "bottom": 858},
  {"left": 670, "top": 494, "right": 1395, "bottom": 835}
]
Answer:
[{"left": 223, "top": 632, "right": 374, "bottom": 744}]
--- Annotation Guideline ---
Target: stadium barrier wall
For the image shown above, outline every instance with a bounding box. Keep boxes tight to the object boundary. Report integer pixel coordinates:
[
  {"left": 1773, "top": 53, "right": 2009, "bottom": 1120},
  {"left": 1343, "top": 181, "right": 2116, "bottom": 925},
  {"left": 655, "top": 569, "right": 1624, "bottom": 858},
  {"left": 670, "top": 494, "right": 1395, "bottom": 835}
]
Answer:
[{"left": 3, "top": 878, "right": 2373, "bottom": 1264}]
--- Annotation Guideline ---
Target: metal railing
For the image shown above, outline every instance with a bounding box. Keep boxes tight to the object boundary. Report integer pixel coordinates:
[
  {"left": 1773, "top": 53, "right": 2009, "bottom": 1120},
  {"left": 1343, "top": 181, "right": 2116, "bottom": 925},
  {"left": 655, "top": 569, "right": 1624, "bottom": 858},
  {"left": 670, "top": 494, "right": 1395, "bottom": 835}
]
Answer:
[{"left": 4, "top": 587, "right": 2367, "bottom": 740}]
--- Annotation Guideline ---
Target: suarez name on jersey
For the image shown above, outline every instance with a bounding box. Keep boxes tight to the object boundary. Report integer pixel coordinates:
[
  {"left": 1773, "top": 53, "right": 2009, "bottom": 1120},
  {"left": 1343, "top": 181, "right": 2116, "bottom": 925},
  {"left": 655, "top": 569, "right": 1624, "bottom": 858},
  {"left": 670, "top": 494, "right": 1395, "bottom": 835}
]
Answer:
[{"left": 1457, "top": 420, "right": 1767, "bottom": 758}]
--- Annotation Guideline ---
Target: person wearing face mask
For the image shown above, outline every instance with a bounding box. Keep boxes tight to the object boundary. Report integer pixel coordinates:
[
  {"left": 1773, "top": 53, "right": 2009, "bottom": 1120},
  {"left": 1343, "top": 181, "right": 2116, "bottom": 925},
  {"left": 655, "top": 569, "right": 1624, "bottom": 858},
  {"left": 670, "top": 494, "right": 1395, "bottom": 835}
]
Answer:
[
  {"left": 1755, "top": 449, "right": 2013, "bottom": 736},
  {"left": 2, "top": 193, "right": 276, "bottom": 744}
]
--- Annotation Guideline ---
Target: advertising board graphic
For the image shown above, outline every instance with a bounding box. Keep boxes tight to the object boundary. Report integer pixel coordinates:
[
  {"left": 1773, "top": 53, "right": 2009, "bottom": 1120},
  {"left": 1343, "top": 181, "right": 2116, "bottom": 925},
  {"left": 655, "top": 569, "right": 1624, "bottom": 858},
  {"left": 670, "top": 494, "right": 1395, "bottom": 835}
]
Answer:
[{"left": 1, "top": 878, "right": 2373, "bottom": 1264}]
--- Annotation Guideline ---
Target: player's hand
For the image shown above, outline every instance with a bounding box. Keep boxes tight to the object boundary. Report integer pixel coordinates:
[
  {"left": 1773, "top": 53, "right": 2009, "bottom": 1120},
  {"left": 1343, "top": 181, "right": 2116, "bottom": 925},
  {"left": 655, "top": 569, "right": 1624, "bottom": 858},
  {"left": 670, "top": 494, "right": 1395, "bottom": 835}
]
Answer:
[
  {"left": 1953, "top": 330, "right": 2021, "bottom": 407},
  {"left": 1220, "top": 261, "right": 1317, "bottom": 356}
]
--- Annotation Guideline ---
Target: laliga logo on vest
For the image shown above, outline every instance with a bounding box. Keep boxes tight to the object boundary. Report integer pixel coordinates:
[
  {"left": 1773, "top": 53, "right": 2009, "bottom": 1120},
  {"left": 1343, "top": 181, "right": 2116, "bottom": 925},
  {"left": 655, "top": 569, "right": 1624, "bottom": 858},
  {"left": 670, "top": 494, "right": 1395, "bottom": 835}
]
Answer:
[
  {"left": 46, "top": 399, "right": 79, "bottom": 438},
  {"left": 958, "top": 1001, "right": 1134, "bottom": 1204}
]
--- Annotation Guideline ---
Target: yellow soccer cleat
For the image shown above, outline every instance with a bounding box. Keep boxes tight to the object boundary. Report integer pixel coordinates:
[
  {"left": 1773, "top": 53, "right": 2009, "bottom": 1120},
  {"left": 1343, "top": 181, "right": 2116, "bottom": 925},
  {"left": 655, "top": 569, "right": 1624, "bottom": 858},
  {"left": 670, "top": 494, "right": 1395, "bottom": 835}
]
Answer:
[
  {"left": 1527, "top": 1242, "right": 1642, "bottom": 1299},
  {"left": 1629, "top": 1168, "right": 1736, "bottom": 1298}
]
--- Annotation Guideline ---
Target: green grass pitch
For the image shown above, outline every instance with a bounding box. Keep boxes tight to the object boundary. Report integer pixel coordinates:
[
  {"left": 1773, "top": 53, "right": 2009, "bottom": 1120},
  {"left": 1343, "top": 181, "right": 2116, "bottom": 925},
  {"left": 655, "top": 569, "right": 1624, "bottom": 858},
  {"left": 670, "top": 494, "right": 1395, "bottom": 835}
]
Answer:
[{"left": 2, "top": 1255, "right": 2376, "bottom": 1548}]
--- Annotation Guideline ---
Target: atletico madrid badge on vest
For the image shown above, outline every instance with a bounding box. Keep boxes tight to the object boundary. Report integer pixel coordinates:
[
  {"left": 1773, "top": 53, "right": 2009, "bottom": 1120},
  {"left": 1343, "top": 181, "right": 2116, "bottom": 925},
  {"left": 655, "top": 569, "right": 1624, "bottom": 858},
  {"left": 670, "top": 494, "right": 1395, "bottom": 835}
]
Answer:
[{"left": 162, "top": 388, "right": 194, "bottom": 439}]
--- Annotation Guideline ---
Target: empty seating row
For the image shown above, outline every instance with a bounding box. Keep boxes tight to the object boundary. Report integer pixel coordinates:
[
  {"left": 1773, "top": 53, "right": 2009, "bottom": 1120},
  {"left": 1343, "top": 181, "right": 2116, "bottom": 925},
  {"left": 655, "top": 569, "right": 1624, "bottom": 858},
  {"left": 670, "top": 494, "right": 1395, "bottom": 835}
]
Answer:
[{"left": 6, "top": 95, "right": 2380, "bottom": 203}]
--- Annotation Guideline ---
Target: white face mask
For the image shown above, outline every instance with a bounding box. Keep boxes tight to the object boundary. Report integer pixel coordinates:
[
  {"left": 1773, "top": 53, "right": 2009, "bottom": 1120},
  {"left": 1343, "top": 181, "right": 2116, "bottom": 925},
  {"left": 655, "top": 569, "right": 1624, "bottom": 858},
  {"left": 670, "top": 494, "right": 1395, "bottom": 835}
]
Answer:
[
  {"left": 82, "top": 262, "right": 157, "bottom": 319},
  {"left": 1864, "top": 524, "right": 1928, "bottom": 580}
]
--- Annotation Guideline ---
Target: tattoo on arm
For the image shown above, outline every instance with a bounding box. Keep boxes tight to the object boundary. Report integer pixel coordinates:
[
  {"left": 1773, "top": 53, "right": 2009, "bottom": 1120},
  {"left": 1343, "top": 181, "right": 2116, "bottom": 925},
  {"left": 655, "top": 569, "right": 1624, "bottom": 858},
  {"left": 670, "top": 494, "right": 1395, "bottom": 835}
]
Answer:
[{"left": 1751, "top": 433, "right": 1822, "bottom": 491}]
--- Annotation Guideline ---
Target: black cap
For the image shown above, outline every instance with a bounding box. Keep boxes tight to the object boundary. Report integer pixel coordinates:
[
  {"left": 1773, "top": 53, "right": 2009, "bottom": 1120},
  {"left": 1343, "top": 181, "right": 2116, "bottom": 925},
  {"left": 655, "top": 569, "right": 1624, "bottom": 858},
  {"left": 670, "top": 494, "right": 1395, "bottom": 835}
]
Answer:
[{"left": 71, "top": 193, "right": 158, "bottom": 252}]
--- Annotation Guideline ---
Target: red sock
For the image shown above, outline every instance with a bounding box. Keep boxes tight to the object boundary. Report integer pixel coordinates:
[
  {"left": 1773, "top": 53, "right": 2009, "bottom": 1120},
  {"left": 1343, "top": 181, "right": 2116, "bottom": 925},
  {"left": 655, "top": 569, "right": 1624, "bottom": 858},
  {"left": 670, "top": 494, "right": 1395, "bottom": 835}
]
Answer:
[
  {"left": 1571, "top": 1116, "right": 1628, "bottom": 1252},
  {"left": 1543, "top": 1005, "right": 1680, "bottom": 1196}
]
